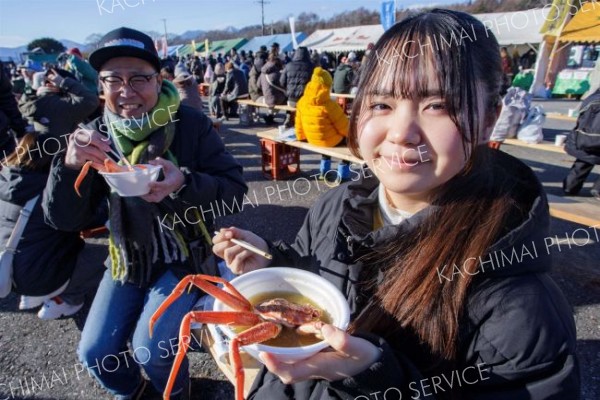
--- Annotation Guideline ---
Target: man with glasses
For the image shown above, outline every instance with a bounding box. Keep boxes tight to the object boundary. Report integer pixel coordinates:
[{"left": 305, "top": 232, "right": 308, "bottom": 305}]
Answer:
[{"left": 43, "top": 27, "right": 248, "bottom": 400}]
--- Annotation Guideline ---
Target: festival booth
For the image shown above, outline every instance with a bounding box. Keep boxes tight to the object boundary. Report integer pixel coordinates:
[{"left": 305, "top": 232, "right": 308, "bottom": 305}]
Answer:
[
  {"left": 299, "top": 24, "right": 384, "bottom": 52},
  {"left": 168, "top": 44, "right": 187, "bottom": 57},
  {"left": 207, "top": 38, "right": 248, "bottom": 56},
  {"left": 552, "top": 2, "right": 600, "bottom": 97},
  {"left": 473, "top": 8, "right": 550, "bottom": 91},
  {"left": 238, "top": 33, "right": 307, "bottom": 54},
  {"left": 174, "top": 38, "right": 248, "bottom": 58},
  {"left": 473, "top": 8, "right": 549, "bottom": 54}
]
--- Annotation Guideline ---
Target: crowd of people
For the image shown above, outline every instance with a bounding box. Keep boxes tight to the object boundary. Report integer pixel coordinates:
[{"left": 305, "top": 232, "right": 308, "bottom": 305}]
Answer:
[
  {"left": 0, "top": 7, "right": 586, "bottom": 400},
  {"left": 149, "top": 43, "right": 362, "bottom": 122}
]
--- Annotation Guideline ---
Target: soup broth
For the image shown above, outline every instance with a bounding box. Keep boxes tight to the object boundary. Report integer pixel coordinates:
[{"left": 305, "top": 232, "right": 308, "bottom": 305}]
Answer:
[{"left": 232, "top": 291, "right": 331, "bottom": 347}]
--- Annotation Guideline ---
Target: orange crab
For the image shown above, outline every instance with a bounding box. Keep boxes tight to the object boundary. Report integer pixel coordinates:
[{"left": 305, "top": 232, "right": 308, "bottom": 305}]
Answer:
[
  {"left": 74, "top": 159, "right": 146, "bottom": 197},
  {"left": 149, "top": 274, "right": 324, "bottom": 400}
]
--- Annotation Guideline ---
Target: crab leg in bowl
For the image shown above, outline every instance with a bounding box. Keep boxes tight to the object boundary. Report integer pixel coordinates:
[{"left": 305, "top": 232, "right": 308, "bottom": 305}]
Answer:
[{"left": 149, "top": 274, "right": 323, "bottom": 400}]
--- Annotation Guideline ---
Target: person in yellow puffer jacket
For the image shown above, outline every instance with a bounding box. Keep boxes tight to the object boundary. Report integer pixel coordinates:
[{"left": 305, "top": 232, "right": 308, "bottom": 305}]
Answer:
[{"left": 295, "top": 67, "right": 350, "bottom": 181}]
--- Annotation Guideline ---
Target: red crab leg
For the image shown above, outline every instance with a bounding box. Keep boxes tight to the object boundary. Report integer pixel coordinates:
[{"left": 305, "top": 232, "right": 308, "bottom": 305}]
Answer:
[
  {"left": 149, "top": 274, "right": 253, "bottom": 338},
  {"left": 230, "top": 322, "right": 282, "bottom": 400},
  {"left": 74, "top": 160, "right": 105, "bottom": 197},
  {"left": 74, "top": 159, "right": 125, "bottom": 197},
  {"left": 162, "top": 311, "right": 262, "bottom": 400},
  {"left": 74, "top": 161, "right": 93, "bottom": 198},
  {"left": 104, "top": 158, "right": 127, "bottom": 173}
]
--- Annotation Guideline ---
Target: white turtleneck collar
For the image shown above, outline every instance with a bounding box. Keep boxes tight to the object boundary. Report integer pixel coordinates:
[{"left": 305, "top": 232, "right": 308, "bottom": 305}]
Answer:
[{"left": 377, "top": 184, "right": 414, "bottom": 226}]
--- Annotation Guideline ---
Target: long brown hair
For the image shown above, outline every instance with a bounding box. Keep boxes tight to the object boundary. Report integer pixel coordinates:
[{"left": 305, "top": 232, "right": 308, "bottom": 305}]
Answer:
[
  {"left": 348, "top": 10, "right": 519, "bottom": 362},
  {"left": 3, "top": 132, "right": 53, "bottom": 172}
]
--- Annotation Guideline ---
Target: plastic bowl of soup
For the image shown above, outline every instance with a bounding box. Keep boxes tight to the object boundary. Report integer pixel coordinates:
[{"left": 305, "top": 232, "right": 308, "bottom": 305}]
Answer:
[
  {"left": 99, "top": 164, "right": 162, "bottom": 197},
  {"left": 212, "top": 267, "right": 351, "bottom": 364}
]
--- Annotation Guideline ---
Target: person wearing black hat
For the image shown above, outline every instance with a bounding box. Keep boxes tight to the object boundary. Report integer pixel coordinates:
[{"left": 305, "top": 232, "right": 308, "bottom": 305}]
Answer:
[{"left": 43, "top": 27, "right": 247, "bottom": 400}]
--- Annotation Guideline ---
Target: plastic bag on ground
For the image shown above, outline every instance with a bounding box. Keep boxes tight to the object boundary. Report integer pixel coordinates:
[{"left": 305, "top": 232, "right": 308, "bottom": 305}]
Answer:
[
  {"left": 517, "top": 105, "right": 546, "bottom": 144},
  {"left": 490, "top": 87, "right": 532, "bottom": 141}
]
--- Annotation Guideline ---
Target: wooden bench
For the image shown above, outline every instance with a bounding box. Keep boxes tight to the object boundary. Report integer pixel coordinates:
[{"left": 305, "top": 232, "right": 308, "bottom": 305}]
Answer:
[
  {"left": 256, "top": 128, "right": 363, "bottom": 180},
  {"left": 237, "top": 100, "right": 296, "bottom": 126},
  {"left": 502, "top": 138, "right": 567, "bottom": 154},
  {"left": 238, "top": 99, "right": 296, "bottom": 113},
  {"left": 257, "top": 129, "right": 362, "bottom": 164},
  {"left": 546, "top": 112, "right": 577, "bottom": 122},
  {"left": 547, "top": 194, "right": 600, "bottom": 226},
  {"left": 196, "top": 326, "right": 260, "bottom": 398}
]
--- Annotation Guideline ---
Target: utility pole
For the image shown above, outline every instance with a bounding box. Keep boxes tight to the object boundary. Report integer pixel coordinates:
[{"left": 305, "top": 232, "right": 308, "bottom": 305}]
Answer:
[
  {"left": 255, "top": 0, "right": 270, "bottom": 35},
  {"left": 161, "top": 18, "right": 168, "bottom": 47}
]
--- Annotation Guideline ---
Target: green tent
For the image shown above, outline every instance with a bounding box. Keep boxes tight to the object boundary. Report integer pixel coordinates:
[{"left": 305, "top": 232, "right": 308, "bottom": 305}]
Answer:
[
  {"left": 208, "top": 38, "right": 248, "bottom": 55},
  {"left": 176, "top": 44, "right": 193, "bottom": 56}
]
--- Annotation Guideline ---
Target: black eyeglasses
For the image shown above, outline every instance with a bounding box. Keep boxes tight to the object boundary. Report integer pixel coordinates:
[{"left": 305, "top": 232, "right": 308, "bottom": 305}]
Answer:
[{"left": 99, "top": 73, "right": 158, "bottom": 92}]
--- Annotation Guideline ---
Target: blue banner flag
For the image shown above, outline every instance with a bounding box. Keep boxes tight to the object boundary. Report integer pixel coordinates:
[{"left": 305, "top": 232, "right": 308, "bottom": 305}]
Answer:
[{"left": 380, "top": 0, "right": 396, "bottom": 31}]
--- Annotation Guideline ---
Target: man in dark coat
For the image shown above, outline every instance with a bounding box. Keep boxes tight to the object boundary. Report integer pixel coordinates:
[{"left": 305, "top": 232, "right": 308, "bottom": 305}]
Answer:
[
  {"left": 280, "top": 47, "right": 314, "bottom": 105},
  {"left": 563, "top": 88, "right": 600, "bottom": 200},
  {"left": 254, "top": 45, "right": 268, "bottom": 72},
  {"left": 220, "top": 61, "right": 249, "bottom": 119}
]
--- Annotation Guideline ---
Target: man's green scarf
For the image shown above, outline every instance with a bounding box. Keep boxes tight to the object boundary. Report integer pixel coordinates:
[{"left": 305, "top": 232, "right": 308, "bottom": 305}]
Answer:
[{"left": 104, "top": 80, "right": 208, "bottom": 286}]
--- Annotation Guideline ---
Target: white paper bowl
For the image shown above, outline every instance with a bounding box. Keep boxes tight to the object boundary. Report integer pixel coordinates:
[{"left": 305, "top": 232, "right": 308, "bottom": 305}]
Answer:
[
  {"left": 99, "top": 164, "right": 162, "bottom": 197},
  {"left": 212, "top": 267, "right": 350, "bottom": 364}
]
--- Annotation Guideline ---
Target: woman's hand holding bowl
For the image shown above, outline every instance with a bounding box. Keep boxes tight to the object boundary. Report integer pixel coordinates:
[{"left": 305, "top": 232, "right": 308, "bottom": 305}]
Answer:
[{"left": 259, "top": 323, "right": 381, "bottom": 384}]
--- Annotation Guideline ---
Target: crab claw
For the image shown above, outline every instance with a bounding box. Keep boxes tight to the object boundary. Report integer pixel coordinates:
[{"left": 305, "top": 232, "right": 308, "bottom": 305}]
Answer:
[{"left": 74, "top": 161, "right": 93, "bottom": 197}]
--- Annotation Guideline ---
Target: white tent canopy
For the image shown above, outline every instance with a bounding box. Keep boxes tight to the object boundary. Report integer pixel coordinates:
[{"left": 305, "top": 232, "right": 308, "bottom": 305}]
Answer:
[
  {"left": 299, "top": 24, "right": 384, "bottom": 52},
  {"left": 473, "top": 8, "right": 551, "bottom": 46}
]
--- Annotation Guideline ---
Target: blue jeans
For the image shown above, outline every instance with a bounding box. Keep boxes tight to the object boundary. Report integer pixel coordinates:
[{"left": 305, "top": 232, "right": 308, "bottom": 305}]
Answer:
[{"left": 78, "top": 269, "right": 200, "bottom": 399}]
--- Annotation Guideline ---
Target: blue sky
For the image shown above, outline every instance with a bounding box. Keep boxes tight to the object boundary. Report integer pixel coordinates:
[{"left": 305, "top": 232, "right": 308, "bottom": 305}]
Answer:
[{"left": 0, "top": 0, "right": 465, "bottom": 47}]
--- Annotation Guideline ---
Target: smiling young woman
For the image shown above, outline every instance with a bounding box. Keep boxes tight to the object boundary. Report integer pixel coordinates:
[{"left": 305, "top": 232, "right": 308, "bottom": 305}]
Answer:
[{"left": 213, "top": 9, "right": 579, "bottom": 400}]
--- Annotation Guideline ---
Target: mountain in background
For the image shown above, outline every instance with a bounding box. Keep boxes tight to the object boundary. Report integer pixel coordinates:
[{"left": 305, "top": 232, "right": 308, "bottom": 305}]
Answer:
[
  {"left": 178, "top": 30, "right": 207, "bottom": 41},
  {"left": 60, "top": 39, "right": 88, "bottom": 52},
  {"left": 0, "top": 45, "right": 26, "bottom": 61}
]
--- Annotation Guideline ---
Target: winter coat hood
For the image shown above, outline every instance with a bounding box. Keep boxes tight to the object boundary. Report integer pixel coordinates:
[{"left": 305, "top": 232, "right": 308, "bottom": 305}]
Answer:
[
  {"left": 292, "top": 47, "right": 311, "bottom": 63},
  {"left": 303, "top": 67, "right": 333, "bottom": 105},
  {"left": 261, "top": 60, "right": 281, "bottom": 75},
  {"left": 295, "top": 66, "right": 347, "bottom": 147}
]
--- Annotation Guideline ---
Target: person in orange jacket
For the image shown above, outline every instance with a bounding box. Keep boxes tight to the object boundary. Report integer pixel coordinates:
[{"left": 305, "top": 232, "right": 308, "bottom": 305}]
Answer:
[{"left": 295, "top": 67, "right": 350, "bottom": 181}]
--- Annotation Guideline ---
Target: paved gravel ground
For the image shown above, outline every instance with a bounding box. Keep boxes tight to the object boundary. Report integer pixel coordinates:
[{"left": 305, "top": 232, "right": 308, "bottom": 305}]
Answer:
[{"left": 0, "top": 100, "right": 598, "bottom": 399}]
